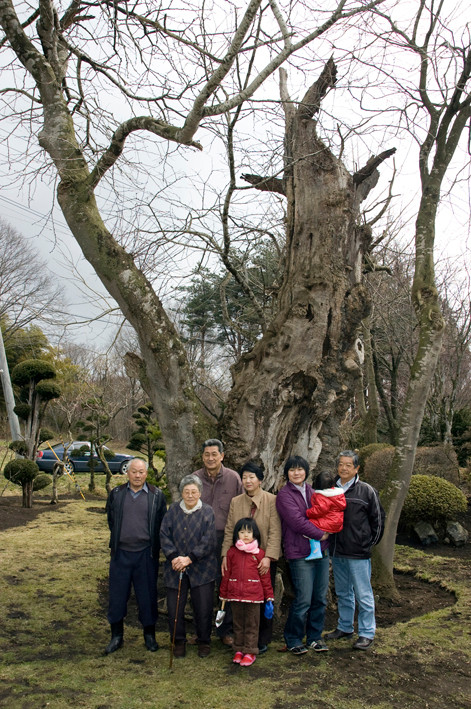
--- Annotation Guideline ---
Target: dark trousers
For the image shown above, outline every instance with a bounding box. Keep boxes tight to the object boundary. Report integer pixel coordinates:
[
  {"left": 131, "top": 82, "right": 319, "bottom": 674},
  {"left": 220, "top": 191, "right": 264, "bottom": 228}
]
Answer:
[
  {"left": 167, "top": 577, "right": 214, "bottom": 645},
  {"left": 258, "top": 562, "right": 277, "bottom": 647},
  {"left": 215, "top": 530, "right": 233, "bottom": 638},
  {"left": 108, "top": 547, "right": 158, "bottom": 627},
  {"left": 232, "top": 602, "right": 260, "bottom": 655}
]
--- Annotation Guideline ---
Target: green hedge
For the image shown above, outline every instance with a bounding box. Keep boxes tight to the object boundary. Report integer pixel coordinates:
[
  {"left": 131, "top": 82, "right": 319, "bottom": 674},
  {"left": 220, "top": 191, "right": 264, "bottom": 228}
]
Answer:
[{"left": 401, "top": 474, "right": 467, "bottom": 526}]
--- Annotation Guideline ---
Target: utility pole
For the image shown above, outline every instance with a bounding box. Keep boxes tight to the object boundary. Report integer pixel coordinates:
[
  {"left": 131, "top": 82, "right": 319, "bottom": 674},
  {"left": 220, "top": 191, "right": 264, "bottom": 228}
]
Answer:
[{"left": 0, "top": 326, "right": 21, "bottom": 441}]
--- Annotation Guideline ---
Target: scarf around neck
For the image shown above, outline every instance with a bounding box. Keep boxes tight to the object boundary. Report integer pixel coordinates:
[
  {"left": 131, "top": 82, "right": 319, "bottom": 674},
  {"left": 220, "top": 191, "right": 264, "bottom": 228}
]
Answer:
[
  {"left": 180, "top": 499, "right": 203, "bottom": 515},
  {"left": 235, "top": 538, "right": 260, "bottom": 554}
]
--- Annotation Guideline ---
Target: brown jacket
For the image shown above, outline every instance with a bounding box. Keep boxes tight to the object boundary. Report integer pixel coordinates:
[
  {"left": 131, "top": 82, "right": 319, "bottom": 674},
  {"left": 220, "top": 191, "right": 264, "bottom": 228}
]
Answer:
[
  {"left": 221, "top": 489, "right": 282, "bottom": 561},
  {"left": 193, "top": 465, "right": 243, "bottom": 532}
]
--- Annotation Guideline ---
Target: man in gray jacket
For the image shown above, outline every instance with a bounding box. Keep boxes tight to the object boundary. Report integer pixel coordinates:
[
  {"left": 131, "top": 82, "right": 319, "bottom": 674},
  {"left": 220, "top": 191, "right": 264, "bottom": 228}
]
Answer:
[{"left": 105, "top": 458, "right": 167, "bottom": 655}]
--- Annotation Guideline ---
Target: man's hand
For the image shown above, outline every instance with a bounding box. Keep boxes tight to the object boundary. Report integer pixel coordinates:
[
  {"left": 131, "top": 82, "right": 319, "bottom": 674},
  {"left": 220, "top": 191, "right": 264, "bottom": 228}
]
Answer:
[
  {"left": 172, "top": 555, "right": 192, "bottom": 571},
  {"left": 258, "top": 556, "right": 271, "bottom": 575}
]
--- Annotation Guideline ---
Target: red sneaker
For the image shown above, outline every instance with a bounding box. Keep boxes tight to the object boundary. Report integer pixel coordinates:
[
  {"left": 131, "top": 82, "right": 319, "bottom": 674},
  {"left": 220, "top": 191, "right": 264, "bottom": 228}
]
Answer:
[
  {"left": 240, "top": 653, "right": 256, "bottom": 667},
  {"left": 232, "top": 651, "right": 244, "bottom": 664}
]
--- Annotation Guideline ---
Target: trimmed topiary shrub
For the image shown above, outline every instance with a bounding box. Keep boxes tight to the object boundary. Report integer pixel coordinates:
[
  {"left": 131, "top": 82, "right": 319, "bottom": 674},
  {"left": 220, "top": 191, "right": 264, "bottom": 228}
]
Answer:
[
  {"left": 400, "top": 474, "right": 467, "bottom": 528},
  {"left": 11, "top": 359, "right": 56, "bottom": 386},
  {"left": 38, "top": 428, "right": 55, "bottom": 444},
  {"left": 358, "top": 443, "right": 393, "bottom": 476},
  {"left": 4, "top": 458, "right": 40, "bottom": 508},
  {"left": 9, "top": 439, "right": 28, "bottom": 457},
  {"left": 33, "top": 473, "right": 52, "bottom": 491},
  {"left": 13, "top": 403, "right": 31, "bottom": 421},
  {"left": 4, "top": 458, "right": 39, "bottom": 483},
  {"left": 35, "top": 380, "right": 61, "bottom": 400}
]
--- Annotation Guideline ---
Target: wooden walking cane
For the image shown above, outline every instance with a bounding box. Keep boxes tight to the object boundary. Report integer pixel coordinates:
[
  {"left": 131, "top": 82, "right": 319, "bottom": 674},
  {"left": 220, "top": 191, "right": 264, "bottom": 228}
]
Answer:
[{"left": 169, "top": 571, "right": 184, "bottom": 670}]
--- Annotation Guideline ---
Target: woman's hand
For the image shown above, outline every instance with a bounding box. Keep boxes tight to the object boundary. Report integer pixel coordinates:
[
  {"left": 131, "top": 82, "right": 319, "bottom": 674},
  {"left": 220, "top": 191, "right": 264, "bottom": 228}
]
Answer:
[
  {"left": 320, "top": 532, "right": 329, "bottom": 541},
  {"left": 171, "top": 555, "right": 192, "bottom": 571},
  {"left": 258, "top": 556, "right": 271, "bottom": 575},
  {"left": 221, "top": 556, "right": 227, "bottom": 574}
]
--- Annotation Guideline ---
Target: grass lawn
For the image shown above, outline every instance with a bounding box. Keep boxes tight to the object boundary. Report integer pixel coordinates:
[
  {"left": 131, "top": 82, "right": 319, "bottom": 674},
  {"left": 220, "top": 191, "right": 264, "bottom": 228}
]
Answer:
[{"left": 0, "top": 475, "right": 470, "bottom": 709}]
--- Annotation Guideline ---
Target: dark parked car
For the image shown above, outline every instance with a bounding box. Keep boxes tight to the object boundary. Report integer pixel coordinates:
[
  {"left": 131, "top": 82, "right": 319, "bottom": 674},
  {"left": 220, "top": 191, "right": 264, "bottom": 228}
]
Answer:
[{"left": 36, "top": 441, "right": 133, "bottom": 475}]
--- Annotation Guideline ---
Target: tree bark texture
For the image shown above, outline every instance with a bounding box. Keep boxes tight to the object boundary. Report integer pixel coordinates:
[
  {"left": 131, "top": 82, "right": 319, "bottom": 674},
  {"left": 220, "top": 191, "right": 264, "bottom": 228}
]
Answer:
[
  {"left": 0, "top": 4, "right": 391, "bottom": 496},
  {"left": 373, "top": 189, "right": 445, "bottom": 597},
  {"left": 222, "top": 64, "right": 373, "bottom": 487},
  {"left": 361, "top": 316, "right": 379, "bottom": 444}
]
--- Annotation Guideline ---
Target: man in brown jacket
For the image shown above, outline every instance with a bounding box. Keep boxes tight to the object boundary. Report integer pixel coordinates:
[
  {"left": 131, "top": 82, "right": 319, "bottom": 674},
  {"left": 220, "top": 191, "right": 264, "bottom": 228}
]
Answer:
[
  {"left": 193, "top": 438, "right": 242, "bottom": 645},
  {"left": 221, "top": 461, "right": 282, "bottom": 654}
]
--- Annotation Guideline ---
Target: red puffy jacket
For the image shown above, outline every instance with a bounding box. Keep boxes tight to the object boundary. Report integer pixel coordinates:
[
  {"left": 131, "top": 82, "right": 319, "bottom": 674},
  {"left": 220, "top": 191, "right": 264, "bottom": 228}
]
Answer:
[
  {"left": 306, "top": 488, "right": 346, "bottom": 533},
  {"left": 219, "top": 546, "right": 274, "bottom": 603}
]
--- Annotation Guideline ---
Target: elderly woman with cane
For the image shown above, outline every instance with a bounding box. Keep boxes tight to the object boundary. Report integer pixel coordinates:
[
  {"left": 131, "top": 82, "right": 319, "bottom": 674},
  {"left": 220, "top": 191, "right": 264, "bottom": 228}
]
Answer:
[{"left": 160, "top": 474, "right": 217, "bottom": 659}]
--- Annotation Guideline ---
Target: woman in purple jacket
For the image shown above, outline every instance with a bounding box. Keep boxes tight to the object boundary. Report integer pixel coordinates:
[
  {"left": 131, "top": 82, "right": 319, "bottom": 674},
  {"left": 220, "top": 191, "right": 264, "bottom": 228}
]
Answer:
[{"left": 276, "top": 455, "right": 330, "bottom": 655}]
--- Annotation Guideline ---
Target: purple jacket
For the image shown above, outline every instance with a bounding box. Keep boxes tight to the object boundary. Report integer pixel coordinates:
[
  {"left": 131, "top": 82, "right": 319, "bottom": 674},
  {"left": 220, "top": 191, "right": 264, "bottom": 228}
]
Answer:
[{"left": 276, "top": 481, "right": 328, "bottom": 560}]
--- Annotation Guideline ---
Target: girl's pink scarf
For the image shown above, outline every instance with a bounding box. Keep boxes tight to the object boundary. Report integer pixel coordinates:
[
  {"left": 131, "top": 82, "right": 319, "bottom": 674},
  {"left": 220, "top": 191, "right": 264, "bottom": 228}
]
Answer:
[{"left": 235, "top": 539, "right": 260, "bottom": 554}]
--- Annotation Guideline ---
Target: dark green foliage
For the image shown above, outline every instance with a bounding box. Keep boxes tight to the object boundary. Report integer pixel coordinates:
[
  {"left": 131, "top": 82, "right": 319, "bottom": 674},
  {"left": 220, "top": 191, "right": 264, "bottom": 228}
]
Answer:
[
  {"left": 146, "top": 468, "right": 171, "bottom": 501},
  {"left": 400, "top": 475, "right": 467, "bottom": 526},
  {"left": 452, "top": 408, "right": 471, "bottom": 466},
  {"left": 1, "top": 322, "right": 49, "bottom": 373},
  {"left": 11, "top": 359, "right": 56, "bottom": 386},
  {"left": 128, "top": 432, "right": 146, "bottom": 446},
  {"left": 13, "top": 403, "right": 31, "bottom": 420},
  {"left": 127, "top": 402, "right": 165, "bottom": 473},
  {"left": 35, "top": 380, "right": 61, "bottom": 400},
  {"left": 39, "top": 428, "right": 55, "bottom": 444},
  {"left": 69, "top": 445, "right": 90, "bottom": 458},
  {"left": 4, "top": 458, "right": 39, "bottom": 484},
  {"left": 33, "top": 473, "right": 52, "bottom": 491},
  {"left": 178, "top": 244, "right": 282, "bottom": 359},
  {"left": 133, "top": 417, "right": 150, "bottom": 428},
  {"left": 358, "top": 443, "right": 392, "bottom": 475},
  {"left": 9, "top": 439, "right": 28, "bottom": 456}
]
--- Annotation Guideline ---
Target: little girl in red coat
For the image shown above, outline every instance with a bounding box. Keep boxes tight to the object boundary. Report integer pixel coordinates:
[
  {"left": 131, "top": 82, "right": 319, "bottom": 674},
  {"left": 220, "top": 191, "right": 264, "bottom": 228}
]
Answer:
[
  {"left": 219, "top": 518, "right": 274, "bottom": 667},
  {"left": 305, "top": 471, "right": 347, "bottom": 560}
]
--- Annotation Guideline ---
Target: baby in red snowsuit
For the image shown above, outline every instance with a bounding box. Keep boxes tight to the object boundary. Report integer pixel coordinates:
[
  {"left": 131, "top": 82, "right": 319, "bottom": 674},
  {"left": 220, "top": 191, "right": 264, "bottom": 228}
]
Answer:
[{"left": 305, "top": 471, "right": 346, "bottom": 560}]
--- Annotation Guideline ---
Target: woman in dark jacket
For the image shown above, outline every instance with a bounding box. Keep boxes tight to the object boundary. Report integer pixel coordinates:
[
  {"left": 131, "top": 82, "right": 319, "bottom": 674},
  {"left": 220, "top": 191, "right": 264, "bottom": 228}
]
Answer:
[
  {"left": 160, "top": 474, "right": 217, "bottom": 658},
  {"left": 275, "top": 455, "right": 329, "bottom": 655}
]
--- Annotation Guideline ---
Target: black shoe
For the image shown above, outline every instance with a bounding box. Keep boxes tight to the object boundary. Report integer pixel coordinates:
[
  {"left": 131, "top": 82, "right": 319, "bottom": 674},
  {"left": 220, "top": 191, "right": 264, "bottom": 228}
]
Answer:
[
  {"left": 353, "top": 636, "right": 374, "bottom": 650},
  {"left": 258, "top": 644, "right": 268, "bottom": 655},
  {"left": 324, "top": 628, "right": 354, "bottom": 640},
  {"left": 197, "top": 643, "right": 211, "bottom": 658},
  {"left": 288, "top": 645, "right": 308, "bottom": 655},
  {"left": 173, "top": 642, "right": 186, "bottom": 658},
  {"left": 105, "top": 635, "right": 123, "bottom": 655},
  {"left": 144, "top": 634, "right": 159, "bottom": 652}
]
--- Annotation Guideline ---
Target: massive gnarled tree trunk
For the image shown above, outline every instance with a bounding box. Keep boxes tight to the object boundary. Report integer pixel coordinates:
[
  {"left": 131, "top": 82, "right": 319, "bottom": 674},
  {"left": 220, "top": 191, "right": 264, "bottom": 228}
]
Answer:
[
  {"left": 0, "top": 0, "right": 387, "bottom": 496},
  {"left": 222, "top": 62, "right": 394, "bottom": 487}
]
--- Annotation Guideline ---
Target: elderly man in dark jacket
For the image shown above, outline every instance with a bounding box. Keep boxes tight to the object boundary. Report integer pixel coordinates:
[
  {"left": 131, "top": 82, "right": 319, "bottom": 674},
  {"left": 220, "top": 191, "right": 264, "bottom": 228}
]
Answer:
[
  {"left": 326, "top": 450, "right": 385, "bottom": 651},
  {"left": 105, "top": 458, "right": 167, "bottom": 655}
]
